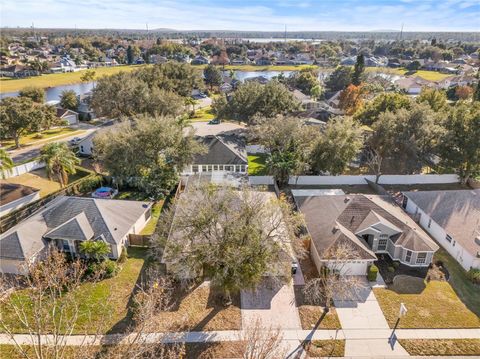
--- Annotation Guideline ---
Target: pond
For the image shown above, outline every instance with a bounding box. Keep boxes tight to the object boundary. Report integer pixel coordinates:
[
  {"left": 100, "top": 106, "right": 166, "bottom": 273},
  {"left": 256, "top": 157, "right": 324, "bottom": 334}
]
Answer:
[{"left": 0, "top": 82, "right": 96, "bottom": 102}]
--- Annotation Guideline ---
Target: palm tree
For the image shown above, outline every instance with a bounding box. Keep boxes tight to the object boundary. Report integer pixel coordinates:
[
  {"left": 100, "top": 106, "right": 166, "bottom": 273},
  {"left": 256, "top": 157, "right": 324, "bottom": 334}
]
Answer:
[
  {"left": 79, "top": 240, "right": 110, "bottom": 261},
  {"left": 0, "top": 148, "right": 14, "bottom": 178},
  {"left": 40, "top": 142, "right": 80, "bottom": 187},
  {"left": 266, "top": 150, "right": 298, "bottom": 188}
]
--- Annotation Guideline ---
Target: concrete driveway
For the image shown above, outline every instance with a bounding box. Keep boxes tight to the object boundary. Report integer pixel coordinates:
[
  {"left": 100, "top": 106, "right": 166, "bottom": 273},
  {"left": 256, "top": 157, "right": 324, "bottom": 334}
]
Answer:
[
  {"left": 241, "top": 277, "right": 301, "bottom": 330},
  {"left": 334, "top": 278, "right": 408, "bottom": 357}
]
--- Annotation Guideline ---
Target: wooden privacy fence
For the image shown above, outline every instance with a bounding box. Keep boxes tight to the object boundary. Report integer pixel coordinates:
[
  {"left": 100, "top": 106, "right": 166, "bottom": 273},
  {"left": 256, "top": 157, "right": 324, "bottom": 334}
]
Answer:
[{"left": 128, "top": 234, "right": 151, "bottom": 247}]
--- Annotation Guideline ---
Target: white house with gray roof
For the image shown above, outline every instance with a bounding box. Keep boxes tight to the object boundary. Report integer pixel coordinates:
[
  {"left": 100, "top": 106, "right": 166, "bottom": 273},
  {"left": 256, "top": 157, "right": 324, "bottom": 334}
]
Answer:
[
  {"left": 402, "top": 189, "right": 480, "bottom": 271},
  {"left": 0, "top": 196, "right": 152, "bottom": 274}
]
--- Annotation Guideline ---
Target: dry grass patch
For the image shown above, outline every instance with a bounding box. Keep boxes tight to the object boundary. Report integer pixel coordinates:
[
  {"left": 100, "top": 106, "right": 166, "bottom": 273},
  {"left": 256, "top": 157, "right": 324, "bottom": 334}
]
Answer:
[
  {"left": 303, "top": 340, "right": 345, "bottom": 357},
  {"left": 298, "top": 306, "right": 341, "bottom": 330},
  {"left": 150, "top": 282, "right": 241, "bottom": 331},
  {"left": 185, "top": 342, "right": 245, "bottom": 359},
  {"left": 374, "top": 281, "right": 480, "bottom": 328},
  {"left": 399, "top": 339, "right": 480, "bottom": 356}
]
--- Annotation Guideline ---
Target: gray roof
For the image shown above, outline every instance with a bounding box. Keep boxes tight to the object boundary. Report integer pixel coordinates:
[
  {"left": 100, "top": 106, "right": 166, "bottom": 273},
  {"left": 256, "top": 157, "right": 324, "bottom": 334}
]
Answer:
[
  {"left": 0, "top": 196, "right": 151, "bottom": 260},
  {"left": 403, "top": 189, "right": 480, "bottom": 256},
  {"left": 295, "top": 194, "right": 438, "bottom": 260},
  {"left": 194, "top": 135, "right": 247, "bottom": 166}
]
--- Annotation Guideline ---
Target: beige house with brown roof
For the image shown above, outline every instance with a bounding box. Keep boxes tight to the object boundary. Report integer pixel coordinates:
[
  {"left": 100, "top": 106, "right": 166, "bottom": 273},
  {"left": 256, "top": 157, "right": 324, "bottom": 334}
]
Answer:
[
  {"left": 402, "top": 189, "right": 480, "bottom": 271},
  {"left": 294, "top": 193, "right": 438, "bottom": 276}
]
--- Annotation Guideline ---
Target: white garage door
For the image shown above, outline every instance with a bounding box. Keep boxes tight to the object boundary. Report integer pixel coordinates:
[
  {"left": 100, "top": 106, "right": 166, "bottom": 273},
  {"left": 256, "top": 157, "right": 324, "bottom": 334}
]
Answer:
[{"left": 341, "top": 261, "right": 369, "bottom": 275}]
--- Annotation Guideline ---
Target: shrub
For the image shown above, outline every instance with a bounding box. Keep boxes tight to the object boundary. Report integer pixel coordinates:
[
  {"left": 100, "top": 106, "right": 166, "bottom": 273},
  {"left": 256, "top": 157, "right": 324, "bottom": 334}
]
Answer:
[
  {"left": 467, "top": 268, "right": 480, "bottom": 285},
  {"left": 78, "top": 174, "right": 103, "bottom": 194},
  {"left": 387, "top": 266, "right": 395, "bottom": 273},
  {"left": 99, "top": 260, "right": 119, "bottom": 279},
  {"left": 392, "top": 261, "right": 400, "bottom": 268},
  {"left": 367, "top": 264, "right": 378, "bottom": 281},
  {"left": 118, "top": 246, "right": 128, "bottom": 264}
]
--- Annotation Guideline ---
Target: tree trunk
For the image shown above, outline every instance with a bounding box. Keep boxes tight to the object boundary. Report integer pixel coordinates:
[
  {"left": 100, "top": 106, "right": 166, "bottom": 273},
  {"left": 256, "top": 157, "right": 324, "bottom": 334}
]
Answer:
[
  {"left": 375, "top": 173, "right": 382, "bottom": 184},
  {"left": 14, "top": 134, "right": 20, "bottom": 149}
]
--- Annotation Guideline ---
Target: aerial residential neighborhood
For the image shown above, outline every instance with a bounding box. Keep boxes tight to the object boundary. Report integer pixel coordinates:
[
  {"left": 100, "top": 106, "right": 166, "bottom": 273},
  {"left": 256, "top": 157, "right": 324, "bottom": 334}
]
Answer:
[{"left": 0, "top": 1, "right": 479, "bottom": 358}]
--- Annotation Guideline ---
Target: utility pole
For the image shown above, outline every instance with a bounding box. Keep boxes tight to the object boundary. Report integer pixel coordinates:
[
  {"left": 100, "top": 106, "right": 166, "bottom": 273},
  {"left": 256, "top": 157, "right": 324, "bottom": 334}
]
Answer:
[
  {"left": 400, "top": 23, "right": 404, "bottom": 41},
  {"left": 146, "top": 22, "right": 149, "bottom": 40}
]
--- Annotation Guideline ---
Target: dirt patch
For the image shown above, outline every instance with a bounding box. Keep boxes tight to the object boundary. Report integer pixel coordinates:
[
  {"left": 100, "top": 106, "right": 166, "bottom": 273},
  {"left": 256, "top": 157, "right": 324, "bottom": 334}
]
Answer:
[
  {"left": 303, "top": 340, "right": 345, "bottom": 357},
  {"left": 149, "top": 282, "right": 241, "bottom": 331},
  {"left": 391, "top": 275, "right": 426, "bottom": 294}
]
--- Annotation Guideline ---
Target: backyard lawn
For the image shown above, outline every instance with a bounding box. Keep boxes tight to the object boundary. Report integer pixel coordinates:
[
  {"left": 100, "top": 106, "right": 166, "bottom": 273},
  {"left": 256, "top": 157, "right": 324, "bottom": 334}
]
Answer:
[
  {"left": 1, "top": 167, "right": 89, "bottom": 197},
  {"left": 0, "top": 247, "right": 148, "bottom": 334},
  {"left": 0, "top": 65, "right": 145, "bottom": 93},
  {"left": 373, "top": 280, "right": 480, "bottom": 328},
  {"left": 399, "top": 339, "right": 480, "bottom": 356},
  {"left": 247, "top": 154, "right": 268, "bottom": 175},
  {"left": 367, "top": 67, "right": 452, "bottom": 81},
  {"left": 0, "top": 127, "right": 84, "bottom": 150},
  {"left": 140, "top": 200, "right": 164, "bottom": 235}
]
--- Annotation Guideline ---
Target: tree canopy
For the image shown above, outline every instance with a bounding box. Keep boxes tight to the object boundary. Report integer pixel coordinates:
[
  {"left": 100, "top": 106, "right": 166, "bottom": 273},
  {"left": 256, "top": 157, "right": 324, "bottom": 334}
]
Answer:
[
  {"left": 325, "top": 65, "right": 353, "bottom": 92},
  {"left": 40, "top": 142, "right": 80, "bottom": 187},
  {"left": 354, "top": 92, "right": 411, "bottom": 125},
  {"left": 60, "top": 90, "right": 79, "bottom": 111},
  {"left": 203, "top": 64, "right": 223, "bottom": 90},
  {"left": 19, "top": 86, "right": 45, "bottom": 103},
  {"left": 93, "top": 115, "right": 205, "bottom": 198}
]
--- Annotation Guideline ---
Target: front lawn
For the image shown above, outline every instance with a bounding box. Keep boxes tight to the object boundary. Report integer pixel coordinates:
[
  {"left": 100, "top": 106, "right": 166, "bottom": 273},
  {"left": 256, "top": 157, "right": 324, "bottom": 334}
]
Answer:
[
  {"left": 434, "top": 246, "right": 480, "bottom": 317},
  {"left": 298, "top": 306, "right": 342, "bottom": 330},
  {"left": 373, "top": 281, "right": 480, "bottom": 328},
  {"left": 191, "top": 105, "right": 215, "bottom": 122},
  {"left": 247, "top": 154, "right": 268, "bottom": 175},
  {"left": 399, "top": 339, "right": 480, "bottom": 356},
  {"left": 149, "top": 281, "right": 241, "bottom": 331},
  {"left": 0, "top": 247, "right": 148, "bottom": 334},
  {"left": 1, "top": 127, "right": 84, "bottom": 150}
]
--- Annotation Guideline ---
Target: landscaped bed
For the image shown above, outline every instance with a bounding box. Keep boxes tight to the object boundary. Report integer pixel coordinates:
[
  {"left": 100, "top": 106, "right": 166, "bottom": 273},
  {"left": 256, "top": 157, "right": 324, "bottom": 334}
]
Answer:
[
  {"left": 303, "top": 340, "right": 345, "bottom": 357},
  {"left": 0, "top": 247, "right": 148, "bottom": 334},
  {"left": 398, "top": 339, "right": 480, "bottom": 356},
  {"left": 247, "top": 154, "right": 268, "bottom": 175},
  {"left": 149, "top": 281, "right": 242, "bottom": 331},
  {"left": 373, "top": 280, "right": 480, "bottom": 329}
]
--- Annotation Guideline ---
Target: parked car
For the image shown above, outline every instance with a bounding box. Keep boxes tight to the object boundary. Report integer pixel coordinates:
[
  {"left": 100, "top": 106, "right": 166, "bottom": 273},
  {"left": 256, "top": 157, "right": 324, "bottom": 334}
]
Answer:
[
  {"left": 208, "top": 119, "right": 220, "bottom": 125},
  {"left": 68, "top": 137, "right": 82, "bottom": 145}
]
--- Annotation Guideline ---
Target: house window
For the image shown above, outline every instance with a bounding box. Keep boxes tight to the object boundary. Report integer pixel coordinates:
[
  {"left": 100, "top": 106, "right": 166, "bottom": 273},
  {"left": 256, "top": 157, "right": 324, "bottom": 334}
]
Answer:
[
  {"left": 405, "top": 250, "right": 412, "bottom": 263},
  {"left": 378, "top": 238, "right": 388, "bottom": 251},
  {"left": 235, "top": 165, "right": 240, "bottom": 172},
  {"left": 428, "top": 219, "right": 432, "bottom": 228},
  {"left": 219, "top": 165, "right": 224, "bottom": 171},
  {"left": 416, "top": 252, "right": 427, "bottom": 264},
  {"left": 207, "top": 165, "right": 212, "bottom": 172},
  {"left": 446, "top": 234, "right": 452, "bottom": 243},
  {"left": 192, "top": 165, "right": 199, "bottom": 173},
  {"left": 62, "top": 240, "right": 70, "bottom": 252},
  {"left": 202, "top": 165, "right": 207, "bottom": 172},
  {"left": 452, "top": 240, "right": 456, "bottom": 247},
  {"left": 213, "top": 165, "right": 218, "bottom": 171}
]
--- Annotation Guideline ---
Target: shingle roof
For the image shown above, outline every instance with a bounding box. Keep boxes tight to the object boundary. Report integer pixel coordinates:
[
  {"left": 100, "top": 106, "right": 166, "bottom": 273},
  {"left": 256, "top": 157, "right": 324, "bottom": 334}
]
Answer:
[
  {"left": 295, "top": 194, "right": 437, "bottom": 260},
  {"left": 0, "top": 232, "right": 24, "bottom": 259},
  {"left": 0, "top": 197, "right": 151, "bottom": 260},
  {"left": 403, "top": 189, "right": 480, "bottom": 256},
  {"left": 193, "top": 135, "right": 247, "bottom": 165},
  {"left": 0, "top": 182, "right": 39, "bottom": 206}
]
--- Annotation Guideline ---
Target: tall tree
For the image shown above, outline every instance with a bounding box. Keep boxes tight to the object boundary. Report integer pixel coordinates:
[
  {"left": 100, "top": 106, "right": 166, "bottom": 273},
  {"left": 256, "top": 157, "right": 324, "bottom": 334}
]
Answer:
[
  {"left": 354, "top": 92, "right": 411, "bottom": 125},
  {"left": 289, "top": 67, "right": 320, "bottom": 95},
  {"left": 80, "top": 69, "right": 96, "bottom": 83},
  {"left": 94, "top": 115, "right": 204, "bottom": 198},
  {"left": 325, "top": 66, "right": 353, "bottom": 91},
  {"left": 0, "top": 148, "right": 14, "bottom": 178},
  {"left": 338, "top": 84, "right": 365, "bottom": 115},
  {"left": 352, "top": 54, "right": 365, "bottom": 86},
  {"left": 19, "top": 86, "right": 45, "bottom": 103},
  {"left": 438, "top": 102, "right": 480, "bottom": 183},
  {"left": 160, "top": 184, "right": 305, "bottom": 302},
  {"left": 60, "top": 90, "right": 79, "bottom": 111},
  {"left": 40, "top": 142, "right": 80, "bottom": 187},
  {"left": 417, "top": 88, "right": 447, "bottom": 112},
  {"left": 0, "top": 97, "right": 39, "bottom": 148},
  {"left": 311, "top": 116, "right": 363, "bottom": 175},
  {"left": 220, "top": 80, "right": 299, "bottom": 123},
  {"left": 203, "top": 64, "right": 223, "bottom": 90}
]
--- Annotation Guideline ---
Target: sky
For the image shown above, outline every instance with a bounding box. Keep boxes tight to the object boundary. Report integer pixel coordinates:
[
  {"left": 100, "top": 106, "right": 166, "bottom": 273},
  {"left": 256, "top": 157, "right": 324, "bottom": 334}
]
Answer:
[{"left": 1, "top": 0, "right": 479, "bottom": 32}]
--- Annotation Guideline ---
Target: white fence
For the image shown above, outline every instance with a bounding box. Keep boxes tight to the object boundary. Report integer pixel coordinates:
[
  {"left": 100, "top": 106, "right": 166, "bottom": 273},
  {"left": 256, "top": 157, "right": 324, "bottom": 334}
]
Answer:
[
  {"left": 3, "top": 160, "right": 45, "bottom": 179},
  {"left": 249, "top": 174, "right": 459, "bottom": 186}
]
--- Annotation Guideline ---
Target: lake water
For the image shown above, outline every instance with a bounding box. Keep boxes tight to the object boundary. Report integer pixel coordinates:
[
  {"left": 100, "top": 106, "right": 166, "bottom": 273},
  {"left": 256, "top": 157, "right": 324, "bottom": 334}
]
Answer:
[{"left": 0, "top": 82, "right": 95, "bottom": 102}]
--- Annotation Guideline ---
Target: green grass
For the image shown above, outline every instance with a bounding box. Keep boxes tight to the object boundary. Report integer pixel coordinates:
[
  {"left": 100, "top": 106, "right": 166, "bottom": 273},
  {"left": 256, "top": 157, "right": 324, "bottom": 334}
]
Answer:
[
  {"left": 366, "top": 67, "right": 452, "bottom": 81},
  {"left": 140, "top": 200, "right": 164, "bottom": 235},
  {"left": 0, "top": 247, "right": 147, "bottom": 334},
  {"left": 0, "top": 65, "right": 146, "bottom": 93},
  {"left": 1, "top": 127, "right": 84, "bottom": 150},
  {"left": 399, "top": 339, "right": 480, "bottom": 356},
  {"left": 190, "top": 105, "right": 215, "bottom": 122},
  {"left": 373, "top": 280, "right": 480, "bottom": 329},
  {"left": 433, "top": 246, "right": 480, "bottom": 317},
  {"left": 248, "top": 154, "right": 268, "bottom": 175}
]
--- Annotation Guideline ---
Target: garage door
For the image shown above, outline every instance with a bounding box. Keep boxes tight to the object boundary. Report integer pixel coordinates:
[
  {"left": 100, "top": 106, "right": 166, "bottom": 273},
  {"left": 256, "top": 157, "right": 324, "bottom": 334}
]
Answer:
[{"left": 337, "top": 261, "right": 369, "bottom": 276}]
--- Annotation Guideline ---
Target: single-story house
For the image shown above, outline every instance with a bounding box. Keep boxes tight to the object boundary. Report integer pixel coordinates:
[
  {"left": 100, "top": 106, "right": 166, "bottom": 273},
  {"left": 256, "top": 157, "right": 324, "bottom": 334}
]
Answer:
[
  {"left": 0, "top": 196, "right": 152, "bottom": 274},
  {"left": 394, "top": 76, "right": 436, "bottom": 95},
  {"left": 294, "top": 193, "right": 438, "bottom": 276},
  {"left": 0, "top": 183, "right": 40, "bottom": 217},
  {"left": 402, "top": 190, "right": 480, "bottom": 271},
  {"left": 183, "top": 135, "right": 248, "bottom": 175},
  {"left": 56, "top": 108, "right": 79, "bottom": 125},
  {"left": 292, "top": 89, "right": 319, "bottom": 110}
]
